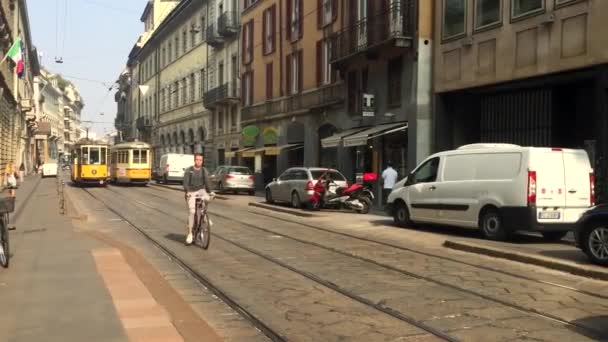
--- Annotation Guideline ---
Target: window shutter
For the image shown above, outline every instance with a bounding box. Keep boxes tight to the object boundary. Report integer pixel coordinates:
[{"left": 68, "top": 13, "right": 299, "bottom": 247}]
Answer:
[
  {"left": 249, "top": 20, "right": 254, "bottom": 62},
  {"left": 242, "top": 24, "right": 247, "bottom": 64},
  {"left": 266, "top": 63, "right": 273, "bottom": 100},
  {"left": 298, "top": 50, "right": 303, "bottom": 93},
  {"left": 241, "top": 73, "right": 246, "bottom": 104},
  {"left": 262, "top": 9, "right": 267, "bottom": 54},
  {"left": 317, "top": 0, "right": 323, "bottom": 28},
  {"left": 332, "top": 0, "right": 338, "bottom": 22},
  {"left": 249, "top": 71, "right": 254, "bottom": 105},
  {"left": 316, "top": 41, "right": 322, "bottom": 86},
  {"left": 271, "top": 5, "right": 277, "bottom": 52},
  {"left": 286, "top": 53, "right": 292, "bottom": 95},
  {"left": 286, "top": 0, "right": 292, "bottom": 41},
  {"left": 298, "top": 0, "right": 303, "bottom": 39}
]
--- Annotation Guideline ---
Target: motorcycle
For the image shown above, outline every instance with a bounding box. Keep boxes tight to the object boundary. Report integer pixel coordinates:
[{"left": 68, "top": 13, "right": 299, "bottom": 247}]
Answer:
[{"left": 310, "top": 172, "right": 376, "bottom": 214}]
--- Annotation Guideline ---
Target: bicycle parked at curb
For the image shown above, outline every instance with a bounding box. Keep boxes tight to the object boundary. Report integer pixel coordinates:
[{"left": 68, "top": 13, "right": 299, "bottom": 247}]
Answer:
[
  {"left": 189, "top": 192, "right": 216, "bottom": 250},
  {"left": 0, "top": 197, "right": 16, "bottom": 268}
]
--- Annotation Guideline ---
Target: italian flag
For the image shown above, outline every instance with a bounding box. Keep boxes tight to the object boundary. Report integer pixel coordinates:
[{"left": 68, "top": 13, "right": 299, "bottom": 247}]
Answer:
[{"left": 6, "top": 38, "right": 24, "bottom": 78}]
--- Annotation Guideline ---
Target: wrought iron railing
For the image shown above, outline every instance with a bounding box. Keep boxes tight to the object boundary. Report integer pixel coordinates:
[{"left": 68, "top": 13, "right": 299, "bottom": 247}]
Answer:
[
  {"left": 242, "top": 83, "right": 344, "bottom": 122},
  {"left": 203, "top": 81, "right": 240, "bottom": 108},
  {"left": 218, "top": 12, "right": 240, "bottom": 36},
  {"left": 206, "top": 24, "right": 224, "bottom": 46},
  {"left": 330, "top": 1, "right": 415, "bottom": 63}
]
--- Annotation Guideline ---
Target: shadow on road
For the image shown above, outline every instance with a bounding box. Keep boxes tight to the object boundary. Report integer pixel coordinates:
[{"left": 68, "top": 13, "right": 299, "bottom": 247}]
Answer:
[
  {"left": 570, "top": 316, "right": 608, "bottom": 340},
  {"left": 165, "top": 233, "right": 187, "bottom": 244}
]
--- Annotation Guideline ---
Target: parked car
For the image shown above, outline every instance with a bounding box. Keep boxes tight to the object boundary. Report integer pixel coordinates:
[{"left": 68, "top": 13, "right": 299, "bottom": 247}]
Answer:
[
  {"left": 156, "top": 153, "right": 194, "bottom": 184},
  {"left": 386, "top": 144, "right": 595, "bottom": 241},
  {"left": 265, "top": 167, "right": 348, "bottom": 208},
  {"left": 209, "top": 165, "right": 255, "bottom": 195},
  {"left": 574, "top": 204, "right": 608, "bottom": 266}
]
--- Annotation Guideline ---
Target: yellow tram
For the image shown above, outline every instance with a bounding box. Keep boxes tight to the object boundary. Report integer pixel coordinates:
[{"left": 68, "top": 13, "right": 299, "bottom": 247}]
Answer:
[
  {"left": 71, "top": 142, "right": 110, "bottom": 186},
  {"left": 109, "top": 141, "right": 151, "bottom": 185}
]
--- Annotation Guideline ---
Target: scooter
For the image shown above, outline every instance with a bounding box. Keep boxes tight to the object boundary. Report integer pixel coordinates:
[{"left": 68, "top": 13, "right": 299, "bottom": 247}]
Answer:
[{"left": 310, "top": 172, "right": 376, "bottom": 214}]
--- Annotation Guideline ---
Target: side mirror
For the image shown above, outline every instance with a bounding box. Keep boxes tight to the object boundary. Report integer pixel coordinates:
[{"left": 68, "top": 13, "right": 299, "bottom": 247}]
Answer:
[{"left": 272, "top": 178, "right": 277, "bottom": 182}]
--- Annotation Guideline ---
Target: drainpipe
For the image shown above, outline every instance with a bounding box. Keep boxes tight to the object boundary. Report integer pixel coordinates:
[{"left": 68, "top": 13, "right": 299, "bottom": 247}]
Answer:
[{"left": 279, "top": 0, "right": 284, "bottom": 97}]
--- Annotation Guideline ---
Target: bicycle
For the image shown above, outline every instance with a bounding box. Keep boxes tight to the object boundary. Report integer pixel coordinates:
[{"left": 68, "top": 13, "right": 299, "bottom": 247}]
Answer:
[
  {"left": 190, "top": 192, "right": 215, "bottom": 250},
  {"left": 0, "top": 197, "right": 16, "bottom": 268}
]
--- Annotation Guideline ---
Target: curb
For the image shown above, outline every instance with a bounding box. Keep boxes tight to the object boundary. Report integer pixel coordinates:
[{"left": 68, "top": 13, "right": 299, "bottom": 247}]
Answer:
[
  {"left": 443, "top": 240, "right": 608, "bottom": 281},
  {"left": 148, "top": 183, "right": 229, "bottom": 200},
  {"left": 248, "top": 202, "right": 317, "bottom": 217}
]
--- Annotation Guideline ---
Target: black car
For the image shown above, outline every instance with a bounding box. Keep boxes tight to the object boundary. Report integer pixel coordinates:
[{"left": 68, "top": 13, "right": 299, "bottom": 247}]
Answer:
[{"left": 574, "top": 203, "right": 608, "bottom": 266}]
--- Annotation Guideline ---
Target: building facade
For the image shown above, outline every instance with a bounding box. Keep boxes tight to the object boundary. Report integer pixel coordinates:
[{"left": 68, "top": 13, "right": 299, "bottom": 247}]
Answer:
[
  {"left": 433, "top": 0, "right": 608, "bottom": 201},
  {"left": 33, "top": 68, "right": 66, "bottom": 165},
  {"left": 239, "top": 0, "right": 433, "bottom": 201},
  {"left": 1, "top": 0, "right": 39, "bottom": 182}
]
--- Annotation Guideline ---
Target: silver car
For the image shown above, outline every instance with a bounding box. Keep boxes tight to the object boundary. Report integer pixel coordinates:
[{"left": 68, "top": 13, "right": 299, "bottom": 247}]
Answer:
[
  {"left": 209, "top": 165, "right": 255, "bottom": 195},
  {"left": 265, "top": 167, "right": 348, "bottom": 208}
]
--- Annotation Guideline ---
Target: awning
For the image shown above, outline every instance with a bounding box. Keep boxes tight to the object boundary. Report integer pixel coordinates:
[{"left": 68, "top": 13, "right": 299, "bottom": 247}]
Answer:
[
  {"left": 321, "top": 128, "right": 368, "bottom": 148},
  {"left": 225, "top": 147, "right": 253, "bottom": 158},
  {"left": 265, "top": 143, "right": 302, "bottom": 156},
  {"left": 343, "top": 122, "right": 408, "bottom": 147},
  {"left": 242, "top": 147, "right": 266, "bottom": 158}
]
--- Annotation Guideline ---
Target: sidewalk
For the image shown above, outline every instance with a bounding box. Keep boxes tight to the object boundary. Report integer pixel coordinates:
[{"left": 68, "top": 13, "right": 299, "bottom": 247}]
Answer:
[{"left": 0, "top": 177, "right": 194, "bottom": 342}]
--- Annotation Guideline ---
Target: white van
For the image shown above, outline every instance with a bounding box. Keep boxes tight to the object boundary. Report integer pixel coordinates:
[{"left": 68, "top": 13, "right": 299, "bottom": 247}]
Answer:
[
  {"left": 157, "top": 153, "right": 194, "bottom": 183},
  {"left": 386, "top": 144, "right": 595, "bottom": 241},
  {"left": 41, "top": 162, "right": 58, "bottom": 177}
]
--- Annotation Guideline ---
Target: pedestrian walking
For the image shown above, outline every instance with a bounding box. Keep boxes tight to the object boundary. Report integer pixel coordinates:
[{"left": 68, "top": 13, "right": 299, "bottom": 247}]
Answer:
[
  {"left": 19, "top": 163, "right": 25, "bottom": 184},
  {"left": 5, "top": 163, "right": 18, "bottom": 198},
  {"left": 381, "top": 162, "right": 398, "bottom": 205}
]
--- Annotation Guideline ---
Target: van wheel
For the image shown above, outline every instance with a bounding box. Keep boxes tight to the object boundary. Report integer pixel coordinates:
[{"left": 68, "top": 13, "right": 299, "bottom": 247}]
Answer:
[
  {"left": 541, "top": 231, "right": 568, "bottom": 242},
  {"left": 393, "top": 202, "right": 412, "bottom": 227},
  {"left": 480, "top": 209, "right": 509, "bottom": 241},
  {"left": 582, "top": 224, "right": 608, "bottom": 266}
]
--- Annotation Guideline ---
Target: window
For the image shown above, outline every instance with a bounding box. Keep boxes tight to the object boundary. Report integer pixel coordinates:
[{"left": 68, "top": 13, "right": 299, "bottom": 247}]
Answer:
[
  {"left": 387, "top": 57, "right": 403, "bottom": 107},
  {"left": 475, "top": 0, "right": 501, "bottom": 29},
  {"left": 263, "top": 5, "right": 276, "bottom": 55},
  {"left": 244, "top": 0, "right": 259, "bottom": 9},
  {"left": 201, "top": 17, "right": 206, "bottom": 41},
  {"left": 443, "top": 0, "right": 466, "bottom": 40},
  {"left": 161, "top": 89, "right": 165, "bottom": 112},
  {"left": 89, "top": 147, "right": 101, "bottom": 165},
  {"left": 242, "top": 71, "right": 253, "bottom": 106},
  {"left": 286, "top": 51, "right": 302, "bottom": 95},
  {"left": 316, "top": 40, "right": 333, "bottom": 86},
  {"left": 318, "top": 0, "right": 336, "bottom": 27},
  {"left": 191, "top": 21, "right": 196, "bottom": 47},
  {"left": 183, "top": 29, "right": 188, "bottom": 53},
  {"left": 181, "top": 78, "right": 187, "bottom": 105},
  {"left": 140, "top": 150, "right": 148, "bottom": 164},
  {"left": 347, "top": 71, "right": 359, "bottom": 114},
  {"left": 168, "top": 41, "right": 173, "bottom": 61},
  {"left": 174, "top": 81, "right": 179, "bottom": 107},
  {"left": 185, "top": 77, "right": 190, "bottom": 104},
  {"left": 200, "top": 68, "right": 206, "bottom": 98},
  {"left": 512, "top": 0, "right": 544, "bottom": 19},
  {"left": 242, "top": 20, "right": 254, "bottom": 64},
  {"left": 287, "top": 0, "right": 302, "bottom": 41},
  {"left": 266, "top": 62, "right": 273, "bottom": 100},
  {"left": 174, "top": 35, "right": 179, "bottom": 58},
  {"left": 218, "top": 111, "right": 224, "bottom": 131},
  {"left": 133, "top": 150, "right": 141, "bottom": 164},
  {"left": 231, "top": 105, "right": 237, "bottom": 129},
  {"left": 161, "top": 46, "right": 165, "bottom": 66},
  {"left": 413, "top": 158, "right": 440, "bottom": 184}
]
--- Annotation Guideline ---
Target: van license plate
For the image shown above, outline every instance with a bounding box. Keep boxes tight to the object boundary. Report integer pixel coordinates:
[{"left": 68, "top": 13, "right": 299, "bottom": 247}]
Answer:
[{"left": 539, "top": 211, "right": 560, "bottom": 219}]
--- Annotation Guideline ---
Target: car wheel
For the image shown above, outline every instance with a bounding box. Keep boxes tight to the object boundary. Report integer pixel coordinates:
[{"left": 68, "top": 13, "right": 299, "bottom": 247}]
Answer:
[
  {"left": 480, "top": 209, "right": 510, "bottom": 241},
  {"left": 393, "top": 201, "right": 411, "bottom": 227},
  {"left": 265, "top": 189, "right": 274, "bottom": 204},
  {"left": 291, "top": 192, "right": 301, "bottom": 209},
  {"left": 541, "top": 231, "right": 568, "bottom": 242},
  {"left": 582, "top": 224, "right": 608, "bottom": 266}
]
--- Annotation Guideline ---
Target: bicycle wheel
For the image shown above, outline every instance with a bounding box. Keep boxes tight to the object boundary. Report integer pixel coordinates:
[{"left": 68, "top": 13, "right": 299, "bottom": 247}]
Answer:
[
  {"left": 200, "top": 213, "right": 211, "bottom": 250},
  {"left": 0, "top": 214, "right": 10, "bottom": 268}
]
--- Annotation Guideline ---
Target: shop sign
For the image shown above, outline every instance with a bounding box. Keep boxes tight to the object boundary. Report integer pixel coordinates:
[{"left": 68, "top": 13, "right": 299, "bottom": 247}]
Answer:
[
  {"left": 362, "top": 93, "right": 375, "bottom": 117},
  {"left": 242, "top": 125, "right": 259, "bottom": 146},
  {"left": 262, "top": 127, "right": 279, "bottom": 145}
]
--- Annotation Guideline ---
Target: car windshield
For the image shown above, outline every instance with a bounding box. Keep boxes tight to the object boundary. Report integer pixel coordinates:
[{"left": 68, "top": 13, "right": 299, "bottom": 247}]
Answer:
[
  {"left": 229, "top": 167, "right": 252, "bottom": 175},
  {"left": 310, "top": 170, "right": 346, "bottom": 181}
]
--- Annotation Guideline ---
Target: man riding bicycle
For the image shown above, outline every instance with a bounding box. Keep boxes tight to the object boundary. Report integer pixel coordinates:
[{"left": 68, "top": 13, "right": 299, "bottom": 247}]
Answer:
[{"left": 183, "top": 153, "right": 214, "bottom": 245}]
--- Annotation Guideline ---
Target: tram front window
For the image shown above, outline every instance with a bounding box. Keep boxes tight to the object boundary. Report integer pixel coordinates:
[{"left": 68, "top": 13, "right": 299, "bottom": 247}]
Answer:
[
  {"left": 101, "top": 148, "right": 107, "bottom": 165},
  {"left": 89, "top": 148, "right": 102, "bottom": 165}
]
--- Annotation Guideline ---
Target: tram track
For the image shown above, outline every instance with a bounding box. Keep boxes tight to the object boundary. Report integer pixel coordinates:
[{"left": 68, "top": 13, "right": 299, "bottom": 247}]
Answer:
[{"left": 103, "top": 185, "right": 608, "bottom": 341}]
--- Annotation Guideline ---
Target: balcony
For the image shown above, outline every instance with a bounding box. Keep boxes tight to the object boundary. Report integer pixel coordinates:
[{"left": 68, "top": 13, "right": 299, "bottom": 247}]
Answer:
[
  {"left": 136, "top": 117, "right": 153, "bottom": 131},
  {"left": 242, "top": 82, "right": 344, "bottom": 123},
  {"left": 218, "top": 12, "right": 239, "bottom": 37},
  {"left": 203, "top": 81, "right": 240, "bottom": 108},
  {"left": 330, "top": 1, "right": 415, "bottom": 66},
  {"left": 206, "top": 24, "right": 224, "bottom": 47}
]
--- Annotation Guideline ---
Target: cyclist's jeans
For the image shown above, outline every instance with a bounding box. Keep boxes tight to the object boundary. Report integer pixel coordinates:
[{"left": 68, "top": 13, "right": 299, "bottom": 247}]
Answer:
[{"left": 186, "top": 189, "right": 210, "bottom": 231}]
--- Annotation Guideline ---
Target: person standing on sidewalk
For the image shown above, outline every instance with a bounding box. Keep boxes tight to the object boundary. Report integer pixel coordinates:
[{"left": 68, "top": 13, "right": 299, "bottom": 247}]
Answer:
[
  {"left": 381, "top": 162, "right": 398, "bottom": 205},
  {"left": 19, "top": 163, "right": 25, "bottom": 184},
  {"left": 182, "top": 153, "right": 213, "bottom": 245},
  {"left": 5, "top": 163, "right": 18, "bottom": 198}
]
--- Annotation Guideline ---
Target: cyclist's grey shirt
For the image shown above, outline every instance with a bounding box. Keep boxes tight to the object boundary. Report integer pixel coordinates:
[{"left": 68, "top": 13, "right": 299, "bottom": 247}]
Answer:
[{"left": 183, "top": 166, "right": 211, "bottom": 193}]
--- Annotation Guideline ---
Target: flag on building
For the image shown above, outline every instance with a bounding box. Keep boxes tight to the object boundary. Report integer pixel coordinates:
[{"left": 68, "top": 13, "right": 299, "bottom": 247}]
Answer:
[{"left": 6, "top": 38, "right": 24, "bottom": 78}]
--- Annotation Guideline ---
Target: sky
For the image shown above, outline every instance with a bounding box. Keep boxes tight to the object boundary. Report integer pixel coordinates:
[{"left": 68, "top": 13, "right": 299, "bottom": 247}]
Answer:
[{"left": 28, "top": 0, "right": 148, "bottom": 136}]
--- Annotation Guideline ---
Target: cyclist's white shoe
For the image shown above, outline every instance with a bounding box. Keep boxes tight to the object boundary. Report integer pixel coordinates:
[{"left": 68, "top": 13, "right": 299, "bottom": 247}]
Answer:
[
  {"left": 186, "top": 233, "right": 194, "bottom": 244},
  {"left": 208, "top": 219, "right": 213, "bottom": 227}
]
